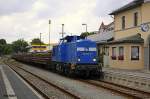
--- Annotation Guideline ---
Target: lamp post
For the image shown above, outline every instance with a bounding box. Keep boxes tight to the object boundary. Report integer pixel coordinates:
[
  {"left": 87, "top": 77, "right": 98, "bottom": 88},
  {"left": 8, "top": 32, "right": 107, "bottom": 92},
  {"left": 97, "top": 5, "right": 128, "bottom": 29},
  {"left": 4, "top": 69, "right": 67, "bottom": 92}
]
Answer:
[
  {"left": 59, "top": 24, "right": 65, "bottom": 38},
  {"left": 62, "top": 24, "right": 64, "bottom": 38},
  {"left": 82, "top": 23, "right": 87, "bottom": 33},
  {"left": 82, "top": 23, "right": 88, "bottom": 39},
  {"left": 40, "top": 33, "right": 42, "bottom": 52},
  {"left": 49, "top": 20, "right": 51, "bottom": 50}
]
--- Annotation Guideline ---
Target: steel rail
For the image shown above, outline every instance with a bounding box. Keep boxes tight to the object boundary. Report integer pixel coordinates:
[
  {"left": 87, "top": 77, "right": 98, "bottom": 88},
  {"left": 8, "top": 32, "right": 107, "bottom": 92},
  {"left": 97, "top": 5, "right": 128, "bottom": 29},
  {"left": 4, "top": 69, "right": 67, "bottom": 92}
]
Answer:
[
  {"left": 79, "top": 79, "right": 150, "bottom": 99},
  {"left": 5, "top": 62, "right": 80, "bottom": 99},
  {"left": 5, "top": 59, "right": 150, "bottom": 99}
]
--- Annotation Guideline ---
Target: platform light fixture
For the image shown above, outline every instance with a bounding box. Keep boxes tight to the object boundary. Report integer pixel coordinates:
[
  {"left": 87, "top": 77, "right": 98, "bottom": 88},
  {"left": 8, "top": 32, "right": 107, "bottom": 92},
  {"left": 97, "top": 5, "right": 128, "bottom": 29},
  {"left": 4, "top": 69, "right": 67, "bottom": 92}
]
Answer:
[
  {"left": 82, "top": 23, "right": 87, "bottom": 33},
  {"left": 59, "top": 24, "right": 65, "bottom": 38}
]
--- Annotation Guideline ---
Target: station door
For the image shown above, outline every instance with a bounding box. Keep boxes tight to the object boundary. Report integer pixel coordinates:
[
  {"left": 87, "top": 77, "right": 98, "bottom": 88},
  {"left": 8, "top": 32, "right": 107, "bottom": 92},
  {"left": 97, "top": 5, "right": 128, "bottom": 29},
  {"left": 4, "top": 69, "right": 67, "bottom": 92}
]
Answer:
[{"left": 103, "top": 55, "right": 109, "bottom": 67}]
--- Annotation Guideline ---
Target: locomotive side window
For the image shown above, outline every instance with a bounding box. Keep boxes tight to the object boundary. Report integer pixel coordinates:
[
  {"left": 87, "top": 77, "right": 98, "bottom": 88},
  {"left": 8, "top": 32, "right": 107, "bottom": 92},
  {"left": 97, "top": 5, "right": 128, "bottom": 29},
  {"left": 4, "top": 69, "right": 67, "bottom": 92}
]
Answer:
[
  {"left": 63, "top": 40, "right": 67, "bottom": 43},
  {"left": 77, "top": 47, "right": 85, "bottom": 51}
]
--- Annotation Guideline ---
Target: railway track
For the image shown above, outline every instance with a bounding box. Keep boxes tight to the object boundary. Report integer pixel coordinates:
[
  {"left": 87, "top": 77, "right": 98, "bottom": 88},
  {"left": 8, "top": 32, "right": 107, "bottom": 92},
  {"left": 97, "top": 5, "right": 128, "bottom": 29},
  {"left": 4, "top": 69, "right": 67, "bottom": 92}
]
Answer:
[
  {"left": 79, "top": 79, "right": 150, "bottom": 99},
  {"left": 4, "top": 59, "right": 150, "bottom": 99},
  {"left": 5, "top": 62, "right": 81, "bottom": 99}
]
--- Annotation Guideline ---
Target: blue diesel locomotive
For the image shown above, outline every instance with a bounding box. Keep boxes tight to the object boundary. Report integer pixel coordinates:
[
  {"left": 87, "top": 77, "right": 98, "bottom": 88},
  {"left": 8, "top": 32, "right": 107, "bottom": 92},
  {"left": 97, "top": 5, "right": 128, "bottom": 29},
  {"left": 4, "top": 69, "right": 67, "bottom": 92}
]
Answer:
[{"left": 52, "top": 36, "right": 102, "bottom": 77}]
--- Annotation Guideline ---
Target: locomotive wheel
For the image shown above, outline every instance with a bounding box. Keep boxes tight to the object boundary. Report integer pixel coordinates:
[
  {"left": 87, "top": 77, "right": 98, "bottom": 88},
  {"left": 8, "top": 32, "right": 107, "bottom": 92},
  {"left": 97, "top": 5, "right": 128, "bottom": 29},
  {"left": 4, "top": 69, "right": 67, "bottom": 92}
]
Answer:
[
  {"left": 85, "top": 70, "right": 90, "bottom": 78},
  {"left": 68, "top": 68, "right": 75, "bottom": 77},
  {"left": 56, "top": 64, "right": 62, "bottom": 73},
  {"left": 64, "top": 67, "right": 69, "bottom": 76},
  {"left": 78, "top": 70, "right": 89, "bottom": 78},
  {"left": 52, "top": 63, "right": 57, "bottom": 71}
]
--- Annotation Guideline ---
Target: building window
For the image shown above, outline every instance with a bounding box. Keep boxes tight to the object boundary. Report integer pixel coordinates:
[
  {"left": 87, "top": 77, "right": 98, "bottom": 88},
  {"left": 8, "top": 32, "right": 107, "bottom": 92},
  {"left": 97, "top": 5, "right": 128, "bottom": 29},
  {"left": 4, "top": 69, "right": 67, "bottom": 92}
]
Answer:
[
  {"left": 122, "top": 16, "right": 125, "bottom": 29},
  {"left": 104, "top": 47, "right": 109, "bottom": 56},
  {"left": 134, "top": 12, "right": 138, "bottom": 26},
  {"left": 118, "top": 47, "right": 124, "bottom": 60},
  {"left": 131, "top": 46, "right": 139, "bottom": 60},
  {"left": 112, "top": 47, "right": 116, "bottom": 60}
]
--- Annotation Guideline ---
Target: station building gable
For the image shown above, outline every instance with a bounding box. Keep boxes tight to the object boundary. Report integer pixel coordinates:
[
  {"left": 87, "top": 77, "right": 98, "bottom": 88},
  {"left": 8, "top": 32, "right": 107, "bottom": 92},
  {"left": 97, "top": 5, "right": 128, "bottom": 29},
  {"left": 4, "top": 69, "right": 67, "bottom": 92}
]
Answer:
[{"left": 105, "top": 0, "right": 150, "bottom": 70}]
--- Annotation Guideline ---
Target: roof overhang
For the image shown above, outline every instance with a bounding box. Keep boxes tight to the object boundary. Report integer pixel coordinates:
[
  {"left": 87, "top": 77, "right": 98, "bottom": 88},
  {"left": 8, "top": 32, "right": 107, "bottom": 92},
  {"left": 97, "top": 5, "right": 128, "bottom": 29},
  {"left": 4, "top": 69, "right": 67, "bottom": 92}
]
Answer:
[
  {"left": 98, "top": 33, "right": 144, "bottom": 45},
  {"left": 109, "top": 0, "right": 144, "bottom": 15}
]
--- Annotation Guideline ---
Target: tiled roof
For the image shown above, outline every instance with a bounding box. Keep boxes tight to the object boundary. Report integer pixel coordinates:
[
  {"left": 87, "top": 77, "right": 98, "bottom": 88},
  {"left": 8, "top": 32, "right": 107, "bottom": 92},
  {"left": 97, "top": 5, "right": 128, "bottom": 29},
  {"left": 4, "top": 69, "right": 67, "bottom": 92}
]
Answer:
[
  {"left": 99, "top": 22, "right": 114, "bottom": 30},
  {"left": 87, "top": 31, "right": 114, "bottom": 43},
  {"left": 110, "top": 0, "right": 144, "bottom": 15},
  {"left": 107, "top": 33, "right": 144, "bottom": 44}
]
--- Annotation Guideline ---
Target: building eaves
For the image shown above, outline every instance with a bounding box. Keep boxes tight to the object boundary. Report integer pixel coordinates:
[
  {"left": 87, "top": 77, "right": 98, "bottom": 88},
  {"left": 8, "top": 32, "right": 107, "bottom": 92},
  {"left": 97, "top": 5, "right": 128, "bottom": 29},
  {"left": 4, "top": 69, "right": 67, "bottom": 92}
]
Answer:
[
  {"left": 87, "top": 31, "right": 114, "bottom": 43},
  {"left": 106, "top": 33, "right": 144, "bottom": 44},
  {"left": 109, "top": 0, "right": 144, "bottom": 15}
]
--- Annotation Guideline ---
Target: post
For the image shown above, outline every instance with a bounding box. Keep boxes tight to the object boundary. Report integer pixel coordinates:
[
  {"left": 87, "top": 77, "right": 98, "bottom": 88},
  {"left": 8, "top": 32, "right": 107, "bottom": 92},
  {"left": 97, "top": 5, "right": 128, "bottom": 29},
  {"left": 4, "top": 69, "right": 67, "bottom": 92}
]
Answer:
[
  {"left": 85, "top": 24, "right": 87, "bottom": 33},
  {"left": 40, "top": 33, "right": 42, "bottom": 52},
  {"left": 62, "top": 24, "right": 64, "bottom": 38},
  {"left": 59, "top": 24, "right": 65, "bottom": 38},
  {"left": 82, "top": 23, "right": 88, "bottom": 39},
  {"left": 49, "top": 20, "right": 51, "bottom": 50},
  {"left": 82, "top": 23, "right": 87, "bottom": 33}
]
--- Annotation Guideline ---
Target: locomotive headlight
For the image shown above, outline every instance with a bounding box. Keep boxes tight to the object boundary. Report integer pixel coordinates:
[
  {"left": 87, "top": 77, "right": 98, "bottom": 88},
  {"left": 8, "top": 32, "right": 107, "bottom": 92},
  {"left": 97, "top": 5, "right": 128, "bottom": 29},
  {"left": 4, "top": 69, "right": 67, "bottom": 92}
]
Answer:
[
  {"left": 78, "top": 59, "right": 80, "bottom": 61},
  {"left": 93, "top": 59, "right": 96, "bottom": 62}
]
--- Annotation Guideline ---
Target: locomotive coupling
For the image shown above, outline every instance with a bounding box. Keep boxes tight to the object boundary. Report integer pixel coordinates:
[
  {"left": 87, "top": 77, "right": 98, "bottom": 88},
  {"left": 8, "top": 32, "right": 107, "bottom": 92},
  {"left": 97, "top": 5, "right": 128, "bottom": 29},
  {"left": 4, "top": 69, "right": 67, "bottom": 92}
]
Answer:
[{"left": 71, "top": 64, "right": 76, "bottom": 69}]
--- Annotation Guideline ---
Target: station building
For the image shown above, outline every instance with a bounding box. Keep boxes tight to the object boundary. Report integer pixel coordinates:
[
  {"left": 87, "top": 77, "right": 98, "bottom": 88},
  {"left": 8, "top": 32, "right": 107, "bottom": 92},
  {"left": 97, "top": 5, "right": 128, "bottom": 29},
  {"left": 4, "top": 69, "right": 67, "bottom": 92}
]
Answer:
[
  {"left": 87, "top": 0, "right": 150, "bottom": 70},
  {"left": 105, "top": 0, "right": 150, "bottom": 70}
]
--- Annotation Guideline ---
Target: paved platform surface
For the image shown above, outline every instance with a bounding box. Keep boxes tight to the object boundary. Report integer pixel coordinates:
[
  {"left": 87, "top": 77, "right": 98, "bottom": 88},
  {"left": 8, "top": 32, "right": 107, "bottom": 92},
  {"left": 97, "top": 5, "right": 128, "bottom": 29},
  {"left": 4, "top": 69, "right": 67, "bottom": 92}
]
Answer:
[
  {"left": 0, "top": 64, "right": 42, "bottom": 99},
  {"left": 103, "top": 67, "right": 150, "bottom": 92},
  {"left": 103, "top": 67, "right": 150, "bottom": 79}
]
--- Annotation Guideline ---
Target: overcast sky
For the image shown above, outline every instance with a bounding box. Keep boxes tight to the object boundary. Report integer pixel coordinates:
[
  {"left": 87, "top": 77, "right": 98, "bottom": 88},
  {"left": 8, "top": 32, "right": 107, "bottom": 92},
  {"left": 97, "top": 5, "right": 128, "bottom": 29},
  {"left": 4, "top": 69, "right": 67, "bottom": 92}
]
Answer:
[{"left": 0, "top": 0, "right": 132, "bottom": 43}]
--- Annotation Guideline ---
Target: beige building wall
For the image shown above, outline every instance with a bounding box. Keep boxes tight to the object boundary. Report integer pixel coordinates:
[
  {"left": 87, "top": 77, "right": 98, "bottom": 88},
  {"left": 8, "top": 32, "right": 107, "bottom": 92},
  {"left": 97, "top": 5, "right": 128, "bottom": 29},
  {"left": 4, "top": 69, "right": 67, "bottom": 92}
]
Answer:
[
  {"left": 109, "top": 44, "right": 144, "bottom": 69},
  {"left": 114, "top": 3, "right": 150, "bottom": 46},
  {"left": 103, "top": 2, "right": 150, "bottom": 70},
  {"left": 142, "top": 3, "right": 150, "bottom": 23}
]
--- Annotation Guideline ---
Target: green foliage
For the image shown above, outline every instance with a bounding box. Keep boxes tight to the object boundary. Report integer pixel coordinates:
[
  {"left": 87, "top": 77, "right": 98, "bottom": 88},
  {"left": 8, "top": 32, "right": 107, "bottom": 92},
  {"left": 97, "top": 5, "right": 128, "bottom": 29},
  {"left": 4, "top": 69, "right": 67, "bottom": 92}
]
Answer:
[
  {"left": 30, "top": 38, "right": 44, "bottom": 45},
  {"left": 2, "top": 44, "right": 13, "bottom": 55},
  {"left": 0, "top": 39, "right": 7, "bottom": 45},
  {"left": 80, "top": 32, "right": 96, "bottom": 38},
  {"left": 0, "top": 39, "right": 13, "bottom": 55},
  {"left": 12, "top": 39, "right": 29, "bottom": 53}
]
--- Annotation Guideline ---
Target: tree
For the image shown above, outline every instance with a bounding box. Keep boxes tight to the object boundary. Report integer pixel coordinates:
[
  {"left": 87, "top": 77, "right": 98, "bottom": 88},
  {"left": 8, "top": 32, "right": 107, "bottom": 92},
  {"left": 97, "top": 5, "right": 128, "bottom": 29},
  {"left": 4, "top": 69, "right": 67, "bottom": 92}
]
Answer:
[
  {"left": 80, "top": 32, "right": 96, "bottom": 38},
  {"left": 2, "top": 44, "right": 13, "bottom": 55},
  {"left": 12, "top": 39, "right": 29, "bottom": 53},
  {"left": 30, "top": 38, "right": 44, "bottom": 45},
  {"left": 0, "top": 39, "right": 9, "bottom": 55},
  {"left": 0, "top": 39, "right": 13, "bottom": 55},
  {"left": 0, "top": 39, "right": 7, "bottom": 45}
]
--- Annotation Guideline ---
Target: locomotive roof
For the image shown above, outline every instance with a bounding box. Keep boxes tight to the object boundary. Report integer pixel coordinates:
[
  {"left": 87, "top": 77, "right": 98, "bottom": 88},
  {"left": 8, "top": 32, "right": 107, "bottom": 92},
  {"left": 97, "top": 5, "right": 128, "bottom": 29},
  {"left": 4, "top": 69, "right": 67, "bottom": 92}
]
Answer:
[{"left": 60, "top": 35, "right": 84, "bottom": 42}]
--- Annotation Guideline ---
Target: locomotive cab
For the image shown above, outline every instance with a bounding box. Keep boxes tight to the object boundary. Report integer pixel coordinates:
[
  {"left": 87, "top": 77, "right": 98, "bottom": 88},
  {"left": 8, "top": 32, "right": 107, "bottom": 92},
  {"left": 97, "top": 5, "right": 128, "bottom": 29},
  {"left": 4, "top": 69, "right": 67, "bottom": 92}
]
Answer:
[
  {"left": 75, "top": 40, "right": 101, "bottom": 77},
  {"left": 76, "top": 40, "right": 97, "bottom": 64},
  {"left": 52, "top": 35, "right": 102, "bottom": 77}
]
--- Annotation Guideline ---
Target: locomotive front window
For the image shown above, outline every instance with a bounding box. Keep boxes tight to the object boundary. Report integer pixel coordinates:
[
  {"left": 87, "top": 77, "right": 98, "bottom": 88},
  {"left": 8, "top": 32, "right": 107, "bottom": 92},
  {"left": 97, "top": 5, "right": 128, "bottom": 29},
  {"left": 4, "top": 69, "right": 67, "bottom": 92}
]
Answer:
[
  {"left": 89, "top": 48, "right": 96, "bottom": 51},
  {"left": 77, "top": 47, "right": 96, "bottom": 52}
]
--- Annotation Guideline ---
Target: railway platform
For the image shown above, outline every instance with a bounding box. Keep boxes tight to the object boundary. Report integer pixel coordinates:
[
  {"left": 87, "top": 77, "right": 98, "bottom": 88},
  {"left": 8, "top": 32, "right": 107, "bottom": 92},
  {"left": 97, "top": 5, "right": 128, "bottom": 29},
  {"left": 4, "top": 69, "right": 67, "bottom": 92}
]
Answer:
[
  {"left": 0, "top": 64, "right": 42, "bottom": 99},
  {"left": 102, "top": 67, "right": 150, "bottom": 93}
]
